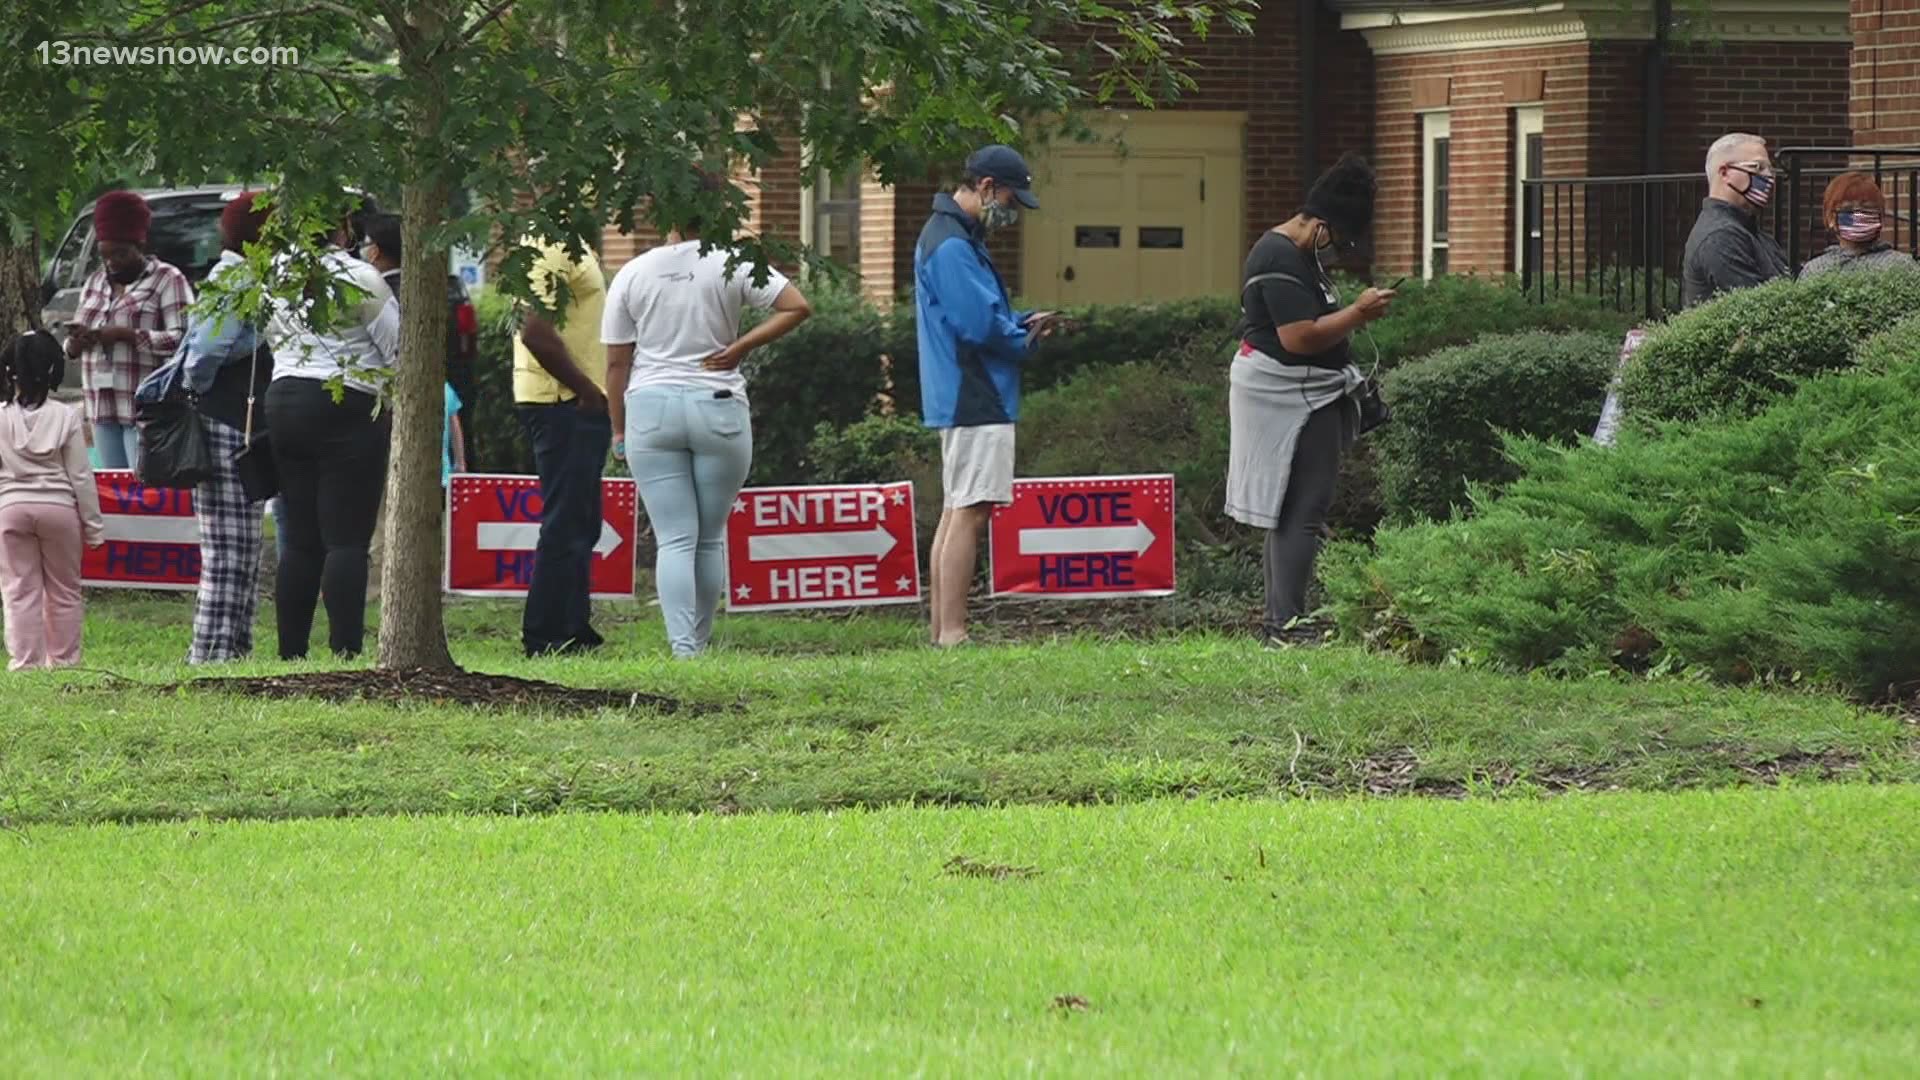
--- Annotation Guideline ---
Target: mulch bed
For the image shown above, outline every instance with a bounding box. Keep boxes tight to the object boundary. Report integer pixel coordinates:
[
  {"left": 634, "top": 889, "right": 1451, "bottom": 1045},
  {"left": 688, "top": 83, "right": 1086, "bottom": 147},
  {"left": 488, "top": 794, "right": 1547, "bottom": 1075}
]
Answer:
[{"left": 179, "top": 667, "right": 681, "bottom": 714}]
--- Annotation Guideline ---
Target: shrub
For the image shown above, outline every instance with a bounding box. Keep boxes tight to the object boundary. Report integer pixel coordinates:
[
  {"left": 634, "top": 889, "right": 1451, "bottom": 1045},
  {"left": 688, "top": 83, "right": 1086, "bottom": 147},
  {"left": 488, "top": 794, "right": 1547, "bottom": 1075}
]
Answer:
[
  {"left": 1852, "top": 310, "right": 1920, "bottom": 373},
  {"left": 1339, "top": 273, "right": 1629, "bottom": 374},
  {"left": 1323, "top": 355, "right": 1920, "bottom": 698},
  {"left": 1619, "top": 269, "right": 1920, "bottom": 425},
  {"left": 467, "top": 287, "right": 535, "bottom": 474},
  {"left": 1373, "top": 331, "right": 1619, "bottom": 523},
  {"left": 742, "top": 277, "right": 908, "bottom": 485}
]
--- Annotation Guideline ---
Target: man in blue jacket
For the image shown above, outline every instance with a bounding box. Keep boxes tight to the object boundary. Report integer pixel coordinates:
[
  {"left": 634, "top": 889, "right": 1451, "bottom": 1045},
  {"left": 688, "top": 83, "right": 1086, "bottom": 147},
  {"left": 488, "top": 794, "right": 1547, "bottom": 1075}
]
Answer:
[{"left": 916, "top": 145, "right": 1065, "bottom": 646}]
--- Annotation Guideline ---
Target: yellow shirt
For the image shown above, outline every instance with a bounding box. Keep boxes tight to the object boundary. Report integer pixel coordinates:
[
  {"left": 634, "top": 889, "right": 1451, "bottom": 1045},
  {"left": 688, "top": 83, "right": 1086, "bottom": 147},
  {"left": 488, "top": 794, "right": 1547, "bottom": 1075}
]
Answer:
[{"left": 512, "top": 239, "right": 608, "bottom": 403}]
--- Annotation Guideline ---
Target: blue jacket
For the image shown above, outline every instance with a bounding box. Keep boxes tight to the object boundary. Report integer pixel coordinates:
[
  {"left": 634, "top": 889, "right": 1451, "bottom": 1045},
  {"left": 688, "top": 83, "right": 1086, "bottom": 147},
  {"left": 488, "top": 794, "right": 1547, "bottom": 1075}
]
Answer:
[{"left": 914, "top": 194, "right": 1031, "bottom": 428}]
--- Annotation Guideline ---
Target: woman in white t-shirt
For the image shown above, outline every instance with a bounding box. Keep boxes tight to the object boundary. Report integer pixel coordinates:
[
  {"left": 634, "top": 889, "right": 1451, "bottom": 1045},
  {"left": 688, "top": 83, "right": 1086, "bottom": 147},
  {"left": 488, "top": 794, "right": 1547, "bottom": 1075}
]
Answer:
[{"left": 603, "top": 213, "right": 812, "bottom": 658}]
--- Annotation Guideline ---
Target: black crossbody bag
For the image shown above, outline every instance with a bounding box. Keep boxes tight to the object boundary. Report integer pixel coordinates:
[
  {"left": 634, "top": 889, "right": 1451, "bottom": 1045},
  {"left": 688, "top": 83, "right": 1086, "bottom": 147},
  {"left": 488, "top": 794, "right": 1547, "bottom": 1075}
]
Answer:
[{"left": 232, "top": 332, "right": 279, "bottom": 502}]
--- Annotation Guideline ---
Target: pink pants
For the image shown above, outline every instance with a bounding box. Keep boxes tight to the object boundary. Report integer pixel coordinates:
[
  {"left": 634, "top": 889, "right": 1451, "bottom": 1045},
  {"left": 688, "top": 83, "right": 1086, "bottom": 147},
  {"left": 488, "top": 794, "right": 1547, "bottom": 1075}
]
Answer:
[{"left": 0, "top": 502, "right": 86, "bottom": 671}]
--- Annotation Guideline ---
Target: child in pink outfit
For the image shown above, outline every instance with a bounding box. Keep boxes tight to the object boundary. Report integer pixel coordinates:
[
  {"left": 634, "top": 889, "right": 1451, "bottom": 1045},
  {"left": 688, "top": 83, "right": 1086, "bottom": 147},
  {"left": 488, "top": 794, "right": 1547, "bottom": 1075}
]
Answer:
[{"left": 0, "top": 331, "right": 106, "bottom": 671}]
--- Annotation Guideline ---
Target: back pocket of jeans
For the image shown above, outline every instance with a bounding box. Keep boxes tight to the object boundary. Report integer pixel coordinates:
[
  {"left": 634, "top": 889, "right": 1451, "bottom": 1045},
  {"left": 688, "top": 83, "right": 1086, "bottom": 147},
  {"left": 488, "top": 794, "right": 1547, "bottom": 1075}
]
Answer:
[
  {"left": 697, "top": 396, "right": 746, "bottom": 437},
  {"left": 627, "top": 394, "right": 665, "bottom": 437}
]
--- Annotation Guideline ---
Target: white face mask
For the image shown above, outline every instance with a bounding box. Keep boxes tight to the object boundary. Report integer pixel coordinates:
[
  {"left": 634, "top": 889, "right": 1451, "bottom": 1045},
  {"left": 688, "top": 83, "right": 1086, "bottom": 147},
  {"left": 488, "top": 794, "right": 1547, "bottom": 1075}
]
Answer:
[{"left": 978, "top": 186, "right": 1020, "bottom": 230}]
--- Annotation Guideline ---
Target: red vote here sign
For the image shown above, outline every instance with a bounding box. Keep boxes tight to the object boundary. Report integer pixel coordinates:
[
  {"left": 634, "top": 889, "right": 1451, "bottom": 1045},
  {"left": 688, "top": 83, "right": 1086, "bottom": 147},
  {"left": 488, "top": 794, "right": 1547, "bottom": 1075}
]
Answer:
[
  {"left": 989, "top": 474, "right": 1175, "bottom": 598},
  {"left": 725, "top": 482, "right": 920, "bottom": 611},
  {"left": 445, "top": 473, "right": 638, "bottom": 600},
  {"left": 82, "top": 470, "right": 201, "bottom": 591}
]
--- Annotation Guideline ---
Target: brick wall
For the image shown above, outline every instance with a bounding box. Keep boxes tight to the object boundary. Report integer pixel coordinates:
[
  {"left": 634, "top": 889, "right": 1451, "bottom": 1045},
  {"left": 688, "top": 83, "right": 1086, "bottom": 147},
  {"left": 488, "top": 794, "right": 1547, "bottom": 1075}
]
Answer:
[
  {"left": 1661, "top": 41, "right": 1852, "bottom": 172},
  {"left": 597, "top": 139, "right": 806, "bottom": 279},
  {"left": 1853, "top": 0, "right": 1920, "bottom": 142},
  {"left": 1369, "top": 36, "right": 1851, "bottom": 278},
  {"left": 1373, "top": 42, "right": 1592, "bottom": 276}
]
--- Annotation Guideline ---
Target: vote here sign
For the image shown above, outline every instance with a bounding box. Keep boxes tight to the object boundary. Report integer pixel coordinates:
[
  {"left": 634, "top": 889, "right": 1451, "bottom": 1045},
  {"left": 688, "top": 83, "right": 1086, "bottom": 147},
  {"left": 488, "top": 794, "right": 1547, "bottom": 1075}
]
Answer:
[
  {"left": 445, "top": 473, "right": 638, "bottom": 600},
  {"left": 989, "top": 475, "right": 1175, "bottom": 598},
  {"left": 82, "top": 470, "right": 201, "bottom": 591},
  {"left": 725, "top": 482, "right": 920, "bottom": 611}
]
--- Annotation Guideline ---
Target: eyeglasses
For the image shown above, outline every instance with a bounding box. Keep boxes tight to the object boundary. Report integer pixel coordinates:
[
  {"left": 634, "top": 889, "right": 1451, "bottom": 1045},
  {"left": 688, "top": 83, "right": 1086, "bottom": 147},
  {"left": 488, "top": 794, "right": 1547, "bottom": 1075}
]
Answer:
[{"left": 1730, "top": 160, "right": 1775, "bottom": 177}]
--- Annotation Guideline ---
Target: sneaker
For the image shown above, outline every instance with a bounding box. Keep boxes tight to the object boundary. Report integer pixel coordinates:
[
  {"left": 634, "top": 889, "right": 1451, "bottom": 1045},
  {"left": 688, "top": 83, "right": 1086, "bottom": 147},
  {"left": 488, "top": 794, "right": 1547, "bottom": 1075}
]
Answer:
[{"left": 1260, "top": 620, "right": 1328, "bottom": 649}]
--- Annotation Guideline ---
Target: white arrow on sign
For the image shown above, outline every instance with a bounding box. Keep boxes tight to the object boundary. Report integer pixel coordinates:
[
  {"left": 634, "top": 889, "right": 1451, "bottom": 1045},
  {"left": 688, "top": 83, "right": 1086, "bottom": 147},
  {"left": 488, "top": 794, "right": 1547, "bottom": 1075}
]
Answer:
[
  {"left": 477, "top": 520, "right": 624, "bottom": 557},
  {"left": 1019, "top": 520, "right": 1157, "bottom": 557},
  {"left": 748, "top": 525, "right": 897, "bottom": 562},
  {"left": 103, "top": 516, "right": 200, "bottom": 545}
]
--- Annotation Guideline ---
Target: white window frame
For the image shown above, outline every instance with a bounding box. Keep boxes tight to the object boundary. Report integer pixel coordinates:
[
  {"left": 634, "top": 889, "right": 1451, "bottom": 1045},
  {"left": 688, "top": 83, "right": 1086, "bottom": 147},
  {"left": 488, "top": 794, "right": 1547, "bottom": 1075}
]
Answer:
[
  {"left": 1513, "top": 105, "right": 1544, "bottom": 276},
  {"left": 1421, "top": 111, "right": 1452, "bottom": 280}
]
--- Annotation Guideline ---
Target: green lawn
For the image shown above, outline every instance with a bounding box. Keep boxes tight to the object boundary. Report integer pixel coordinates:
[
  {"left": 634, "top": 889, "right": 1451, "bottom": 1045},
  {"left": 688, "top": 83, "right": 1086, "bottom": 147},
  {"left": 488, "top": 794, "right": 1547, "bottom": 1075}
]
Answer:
[
  {"left": 4, "top": 787, "right": 1917, "bottom": 1075},
  {"left": 3, "top": 593, "right": 1913, "bottom": 824}
]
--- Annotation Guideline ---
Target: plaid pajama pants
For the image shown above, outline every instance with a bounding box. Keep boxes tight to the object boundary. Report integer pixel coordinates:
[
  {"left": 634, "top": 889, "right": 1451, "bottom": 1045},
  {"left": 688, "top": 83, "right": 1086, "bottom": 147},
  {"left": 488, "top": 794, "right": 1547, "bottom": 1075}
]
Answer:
[{"left": 189, "top": 419, "right": 264, "bottom": 664}]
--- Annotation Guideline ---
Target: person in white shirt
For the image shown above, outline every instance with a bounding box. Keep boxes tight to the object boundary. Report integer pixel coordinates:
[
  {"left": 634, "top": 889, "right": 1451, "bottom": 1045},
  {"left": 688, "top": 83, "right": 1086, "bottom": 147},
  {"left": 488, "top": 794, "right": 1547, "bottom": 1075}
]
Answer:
[
  {"left": 261, "top": 211, "right": 398, "bottom": 660},
  {"left": 602, "top": 179, "right": 812, "bottom": 658}
]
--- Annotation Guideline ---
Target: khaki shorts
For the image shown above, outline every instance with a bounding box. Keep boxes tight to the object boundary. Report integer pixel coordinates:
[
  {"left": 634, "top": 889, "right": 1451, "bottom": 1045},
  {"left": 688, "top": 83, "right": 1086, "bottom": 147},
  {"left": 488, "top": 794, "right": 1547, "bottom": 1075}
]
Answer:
[{"left": 939, "top": 424, "right": 1016, "bottom": 509}]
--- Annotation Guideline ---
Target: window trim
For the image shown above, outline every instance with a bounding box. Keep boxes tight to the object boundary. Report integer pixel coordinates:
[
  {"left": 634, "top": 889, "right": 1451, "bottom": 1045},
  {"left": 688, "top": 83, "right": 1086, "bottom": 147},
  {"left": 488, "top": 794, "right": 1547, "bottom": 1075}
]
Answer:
[
  {"left": 1512, "top": 105, "right": 1545, "bottom": 276},
  {"left": 799, "top": 162, "right": 863, "bottom": 276},
  {"left": 1421, "top": 111, "right": 1452, "bottom": 280}
]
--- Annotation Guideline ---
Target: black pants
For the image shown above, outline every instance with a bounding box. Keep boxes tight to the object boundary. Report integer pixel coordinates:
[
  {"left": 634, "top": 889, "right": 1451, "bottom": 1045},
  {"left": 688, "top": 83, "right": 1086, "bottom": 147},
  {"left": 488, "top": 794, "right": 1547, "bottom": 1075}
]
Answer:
[
  {"left": 266, "top": 378, "right": 390, "bottom": 659},
  {"left": 517, "top": 403, "right": 612, "bottom": 654},
  {"left": 1264, "top": 400, "right": 1353, "bottom": 634}
]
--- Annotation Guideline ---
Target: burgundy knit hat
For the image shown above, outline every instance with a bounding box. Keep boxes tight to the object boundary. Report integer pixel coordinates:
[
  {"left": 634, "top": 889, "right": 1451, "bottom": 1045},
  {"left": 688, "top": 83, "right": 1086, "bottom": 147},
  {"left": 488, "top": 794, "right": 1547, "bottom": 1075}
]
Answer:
[
  {"left": 93, "top": 191, "right": 152, "bottom": 246},
  {"left": 219, "top": 192, "right": 270, "bottom": 251}
]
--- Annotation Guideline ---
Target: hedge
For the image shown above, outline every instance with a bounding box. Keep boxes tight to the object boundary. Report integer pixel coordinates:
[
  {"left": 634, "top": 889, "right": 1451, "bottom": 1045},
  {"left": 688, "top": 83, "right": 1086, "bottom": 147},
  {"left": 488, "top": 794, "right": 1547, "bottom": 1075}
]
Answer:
[
  {"left": 1322, "top": 354, "right": 1920, "bottom": 698},
  {"left": 469, "top": 288, "right": 535, "bottom": 474},
  {"left": 1618, "top": 268, "right": 1920, "bottom": 426},
  {"left": 1852, "top": 310, "right": 1920, "bottom": 373},
  {"left": 467, "top": 271, "right": 1628, "bottom": 494},
  {"left": 1373, "top": 331, "right": 1619, "bottom": 523}
]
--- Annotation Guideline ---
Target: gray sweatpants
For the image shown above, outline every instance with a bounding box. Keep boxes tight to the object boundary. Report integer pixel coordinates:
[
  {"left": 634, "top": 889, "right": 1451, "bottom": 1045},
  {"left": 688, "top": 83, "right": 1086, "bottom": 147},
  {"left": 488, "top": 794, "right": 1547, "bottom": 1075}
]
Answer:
[{"left": 1263, "top": 400, "right": 1352, "bottom": 633}]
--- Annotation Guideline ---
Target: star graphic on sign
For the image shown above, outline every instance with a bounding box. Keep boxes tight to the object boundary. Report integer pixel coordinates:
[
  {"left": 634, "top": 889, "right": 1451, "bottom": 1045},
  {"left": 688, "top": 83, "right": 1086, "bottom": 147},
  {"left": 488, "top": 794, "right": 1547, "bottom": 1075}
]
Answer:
[
  {"left": 732, "top": 498, "right": 748, "bottom": 515},
  {"left": 895, "top": 576, "right": 913, "bottom": 593},
  {"left": 735, "top": 583, "right": 752, "bottom": 600},
  {"left": 889, "top": 489, "right": 908, "bottom": 507}
]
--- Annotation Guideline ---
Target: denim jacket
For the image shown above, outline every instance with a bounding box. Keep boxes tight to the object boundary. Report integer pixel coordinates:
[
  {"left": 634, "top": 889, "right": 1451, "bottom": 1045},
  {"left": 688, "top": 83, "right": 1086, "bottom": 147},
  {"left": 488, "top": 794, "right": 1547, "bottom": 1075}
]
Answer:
[{"left": 182, "top": 251, "right": 260, "bottom": 394}]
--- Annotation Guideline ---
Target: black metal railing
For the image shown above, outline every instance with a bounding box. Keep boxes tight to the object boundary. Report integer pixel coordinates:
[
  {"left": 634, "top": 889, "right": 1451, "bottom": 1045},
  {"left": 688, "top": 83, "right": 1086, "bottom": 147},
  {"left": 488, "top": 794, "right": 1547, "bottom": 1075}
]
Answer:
[{"left": 1522, "top": 146, "right": 1920, "bottom": 322}]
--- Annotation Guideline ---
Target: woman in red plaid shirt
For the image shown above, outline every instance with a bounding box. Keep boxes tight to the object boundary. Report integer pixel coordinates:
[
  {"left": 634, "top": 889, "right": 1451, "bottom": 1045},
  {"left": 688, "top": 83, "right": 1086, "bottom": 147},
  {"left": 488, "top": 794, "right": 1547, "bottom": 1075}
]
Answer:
[{"left": 62, "top": 191, "right": 193, "bottom": 469}]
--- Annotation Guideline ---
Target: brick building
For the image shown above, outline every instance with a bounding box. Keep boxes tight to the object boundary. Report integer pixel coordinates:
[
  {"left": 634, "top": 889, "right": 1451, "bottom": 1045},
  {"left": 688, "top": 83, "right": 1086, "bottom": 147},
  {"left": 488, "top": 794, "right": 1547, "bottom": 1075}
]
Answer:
[
  {"left": 1854, "top": 0, "right": 1920, "bottom": 142},
  {"left": 595, "top": 1, "right": 1856, "bottom": 300}
]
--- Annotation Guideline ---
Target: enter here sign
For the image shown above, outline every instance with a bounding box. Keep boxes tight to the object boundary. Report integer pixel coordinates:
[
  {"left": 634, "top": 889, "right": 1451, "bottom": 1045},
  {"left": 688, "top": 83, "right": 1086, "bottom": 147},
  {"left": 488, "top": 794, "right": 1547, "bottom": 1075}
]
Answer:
[{"left": 724, "top": 482, "right": 921, "bottom": 611}]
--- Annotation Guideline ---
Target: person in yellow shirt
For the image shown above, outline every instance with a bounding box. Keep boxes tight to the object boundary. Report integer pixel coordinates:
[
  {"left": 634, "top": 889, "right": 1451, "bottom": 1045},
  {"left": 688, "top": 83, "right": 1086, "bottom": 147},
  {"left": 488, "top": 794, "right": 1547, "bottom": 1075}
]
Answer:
[{"left": 513, "top": 236, "right": 611, "bottom": 657}]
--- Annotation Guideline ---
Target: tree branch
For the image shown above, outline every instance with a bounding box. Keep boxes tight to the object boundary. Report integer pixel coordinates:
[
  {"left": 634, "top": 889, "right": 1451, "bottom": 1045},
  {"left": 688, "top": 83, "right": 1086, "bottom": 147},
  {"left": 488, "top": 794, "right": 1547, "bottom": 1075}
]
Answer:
[
  {"left": 459, "top": 0, "right": 516, "bottom": 44},
  {"left": 71, "top": 3, "right": 346, "bottom": 45}
]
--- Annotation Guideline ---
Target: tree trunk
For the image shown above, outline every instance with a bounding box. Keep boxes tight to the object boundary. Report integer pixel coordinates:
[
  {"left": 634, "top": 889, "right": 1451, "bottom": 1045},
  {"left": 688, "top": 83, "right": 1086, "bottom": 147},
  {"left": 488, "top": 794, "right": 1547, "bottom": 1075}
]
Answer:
[
  {"left": 0, "top": 235, "right": 45, "bottom": 338},
  {"left": 377, "top": 11, "right": 457, "bottom": 672}
]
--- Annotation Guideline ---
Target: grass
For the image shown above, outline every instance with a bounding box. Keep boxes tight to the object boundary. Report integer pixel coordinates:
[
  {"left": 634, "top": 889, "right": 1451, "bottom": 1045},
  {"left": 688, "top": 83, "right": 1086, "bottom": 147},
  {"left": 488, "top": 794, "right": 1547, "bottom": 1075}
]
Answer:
[
  {"left": 1, "top": 592, "right": 1914, "bottom": 824},
  {"left": 3, "top": 787, "right": 1917, "bottom": 1075}
]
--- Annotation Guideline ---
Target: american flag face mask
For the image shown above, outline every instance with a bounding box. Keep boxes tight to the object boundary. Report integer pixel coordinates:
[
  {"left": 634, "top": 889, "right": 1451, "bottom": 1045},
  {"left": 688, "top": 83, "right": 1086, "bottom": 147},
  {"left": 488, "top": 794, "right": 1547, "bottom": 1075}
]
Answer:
[{"left": 1837, "top": 210, "right": 1882, "bottom": 244}]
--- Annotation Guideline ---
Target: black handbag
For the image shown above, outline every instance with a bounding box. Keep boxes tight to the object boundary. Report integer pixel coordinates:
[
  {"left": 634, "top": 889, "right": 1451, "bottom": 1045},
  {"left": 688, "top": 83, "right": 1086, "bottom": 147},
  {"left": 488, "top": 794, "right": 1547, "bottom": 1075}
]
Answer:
[
  {"left": 136, "top": 393, "right": 215, "bottom": 488},
  {"left": 232, "top": 340, "right": 279, "bottom": 501},
  {"left": 1355, "top": 374, "right": 1391, "bottom": 434}
]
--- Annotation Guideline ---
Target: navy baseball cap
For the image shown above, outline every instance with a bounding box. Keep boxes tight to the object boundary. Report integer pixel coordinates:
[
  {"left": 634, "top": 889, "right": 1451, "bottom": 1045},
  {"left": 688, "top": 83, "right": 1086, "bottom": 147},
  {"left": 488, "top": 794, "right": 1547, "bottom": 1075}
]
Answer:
[{"left": 965, "top": 145, "right": 1040, "bottom": 209}]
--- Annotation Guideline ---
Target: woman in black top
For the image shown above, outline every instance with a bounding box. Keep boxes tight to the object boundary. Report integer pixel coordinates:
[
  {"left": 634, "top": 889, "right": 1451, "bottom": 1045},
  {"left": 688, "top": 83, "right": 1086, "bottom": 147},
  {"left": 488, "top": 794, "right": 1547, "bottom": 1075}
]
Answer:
[{"left": 1226, "top": 155, "right": 1393, "bottom": 646}]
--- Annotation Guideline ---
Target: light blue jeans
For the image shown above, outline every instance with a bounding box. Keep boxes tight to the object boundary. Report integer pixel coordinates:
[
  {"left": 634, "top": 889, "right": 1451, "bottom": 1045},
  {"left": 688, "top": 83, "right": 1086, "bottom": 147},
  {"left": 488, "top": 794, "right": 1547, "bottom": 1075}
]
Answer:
[
  {"left": 626, "top": 385, "right": 753, "bottom": 657},
  {"left": 92, "top": 421, "right": 141, "bottom": 470}
]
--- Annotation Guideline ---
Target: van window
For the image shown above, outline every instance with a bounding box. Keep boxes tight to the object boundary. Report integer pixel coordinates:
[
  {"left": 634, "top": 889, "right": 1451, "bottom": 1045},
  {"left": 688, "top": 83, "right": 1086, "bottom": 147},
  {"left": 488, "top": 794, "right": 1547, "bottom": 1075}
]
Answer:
[
  {"left": 148, "top": 202, "right": 228, "bottom": 282},
  {"left": 50, "top": 215, "right": 93, "bottom": 289}
]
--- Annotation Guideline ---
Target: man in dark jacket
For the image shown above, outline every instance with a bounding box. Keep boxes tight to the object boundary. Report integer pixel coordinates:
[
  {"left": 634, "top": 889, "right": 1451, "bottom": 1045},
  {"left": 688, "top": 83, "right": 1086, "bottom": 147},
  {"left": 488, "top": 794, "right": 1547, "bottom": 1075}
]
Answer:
[
  {"left": 1681, "top": 132, "right": 1789, "bottom": 309},
  {"left": 914, "top": 145, "right": 1065, "bottom": 647}
]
